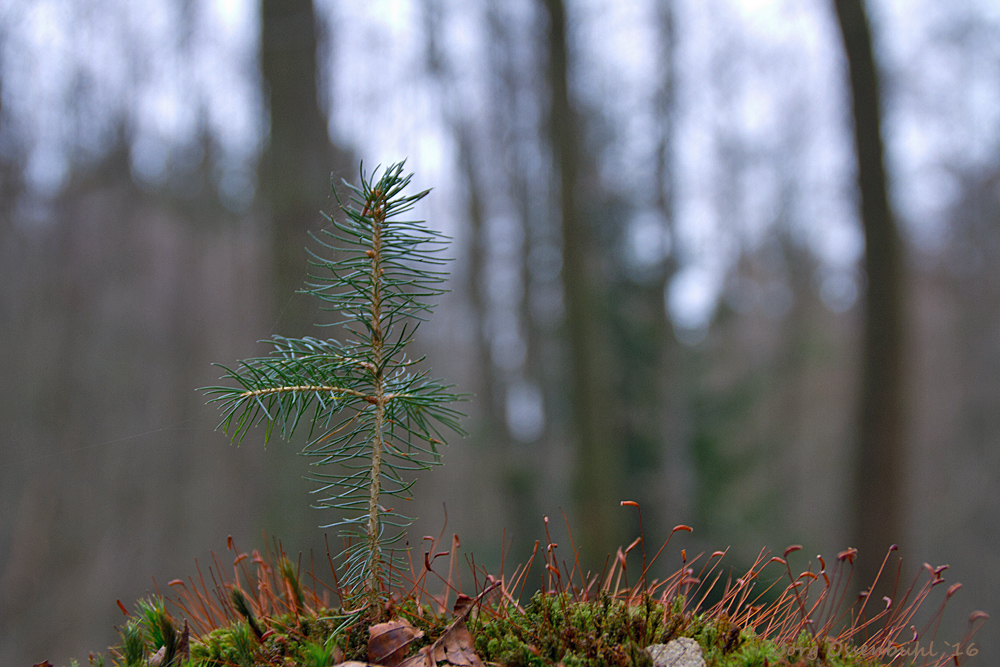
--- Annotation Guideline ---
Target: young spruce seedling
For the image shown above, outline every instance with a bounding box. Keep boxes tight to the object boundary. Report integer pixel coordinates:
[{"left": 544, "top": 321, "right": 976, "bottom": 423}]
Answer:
[{"left": 204, "top": 162, "right": 463, "bottom": 618}]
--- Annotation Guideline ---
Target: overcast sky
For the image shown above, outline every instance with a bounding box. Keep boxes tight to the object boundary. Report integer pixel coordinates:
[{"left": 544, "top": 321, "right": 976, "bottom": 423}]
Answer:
[{"left": 3, "top": 0, "right": 999, "bottom": 332}]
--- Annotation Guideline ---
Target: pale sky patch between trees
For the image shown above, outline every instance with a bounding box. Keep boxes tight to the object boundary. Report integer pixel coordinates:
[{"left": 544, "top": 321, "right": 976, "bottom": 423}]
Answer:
[{"left": 8, "top": 0, "right": 997, "bottom": 335}]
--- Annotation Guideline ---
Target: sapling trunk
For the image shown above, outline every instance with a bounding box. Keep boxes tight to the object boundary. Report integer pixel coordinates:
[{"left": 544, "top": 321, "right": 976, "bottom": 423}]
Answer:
[{"left": 367, "top": 185, "right": 387, "bottom": 601}]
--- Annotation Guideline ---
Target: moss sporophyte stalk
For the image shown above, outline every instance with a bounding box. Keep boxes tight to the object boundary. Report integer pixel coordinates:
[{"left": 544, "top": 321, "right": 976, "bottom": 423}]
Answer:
[
  {"left": 79, "top": 162, "right": 985, "bottom": 667},
  {"left": 102, "top": 531, "right": 985, "bottom": 667},
  {"left": 204, "top": 161, "right": 465, "bottom": 617}
]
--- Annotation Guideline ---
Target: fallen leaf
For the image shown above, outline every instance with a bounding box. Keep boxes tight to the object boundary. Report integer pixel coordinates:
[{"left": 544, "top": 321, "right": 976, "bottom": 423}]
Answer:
[
  {"left": 452, "top": 594, "right": 474, "bottom": 618},
  {"left": 398, "top": 585, "right": 495, "bottom": 667},
  {"left": 432, "top": 617, "right": 482, "bottom": 667},
  {"left": 369, "top": 618, "right": 425, "bottom": 667},
  {"left": 31, "top": 662, "right": 54, "bottom": 667},
  {"left": 398, "top": 646, "right": 434, "bottom": 667}
]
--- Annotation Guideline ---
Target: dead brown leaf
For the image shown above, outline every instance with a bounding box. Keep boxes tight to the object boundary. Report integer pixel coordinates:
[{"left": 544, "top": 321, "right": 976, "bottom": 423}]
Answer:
[
  {"left": 397, "top": 586, "right": 496, "bottom": 667},
  {"left": 369, "top": 618, "right": 425, "bottom": 667},
  {"left": 432, "top": 616, "right": 482, "bottom": 667},
  {"left": 398, "top": 646, "right": 435, "bottom": 667},
  {"left": 452, "top": 594, "right": 474, "bottom": 618}
]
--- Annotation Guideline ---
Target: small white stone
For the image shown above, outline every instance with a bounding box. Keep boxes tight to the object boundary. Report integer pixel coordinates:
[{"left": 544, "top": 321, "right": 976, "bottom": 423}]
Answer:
[{"left": 645, "top": 637, "right": 706, "bottom": 667}]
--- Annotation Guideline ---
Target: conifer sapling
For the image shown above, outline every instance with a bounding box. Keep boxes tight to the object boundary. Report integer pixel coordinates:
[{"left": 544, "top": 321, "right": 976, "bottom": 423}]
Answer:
[{"left": 204, "top": 162, "right": 463, "bottom": 616}]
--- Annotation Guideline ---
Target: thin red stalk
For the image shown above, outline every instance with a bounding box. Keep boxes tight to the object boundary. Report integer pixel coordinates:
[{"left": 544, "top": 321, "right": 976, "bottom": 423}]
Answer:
[
  {"left": 208, "top": 553, "right": 235, "bottom": 620},
  {"left": 513, "top": 540, "right": 540, "bottom": 604},
  {"left": 447, "top": 533, "right": 461, "bottom": 609},
  {"left": 559, "top": 511, "right": 593, "bottom": 599},
  {"left": 169, "top": 580, "right": 214, "bottom": 634},
  {"left": 465, "top": 553, "right": 482, "bottom": 603},
  {"left": 188, "top": 560, "right": 222, "bottom": 629},
  {"left": 620, "top": 501, "right": 647, "bottom": 592},
  {"left": 324, "top": 533, "right": 347, "bottom": 610},
  {"left": 855, "top": 544, "right": 898, "bottom": 626},
  {"left": 639, "top": 525, "right": 693, "bottom": 591},
  {"left": 586, "top": 553, "right": 612, "bottom": 600}
]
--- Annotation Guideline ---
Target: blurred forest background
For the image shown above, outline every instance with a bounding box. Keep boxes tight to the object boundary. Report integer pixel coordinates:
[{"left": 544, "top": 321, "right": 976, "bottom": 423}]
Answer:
[{"left": 1, "top": 0, "right": 999, "bottom": 664}]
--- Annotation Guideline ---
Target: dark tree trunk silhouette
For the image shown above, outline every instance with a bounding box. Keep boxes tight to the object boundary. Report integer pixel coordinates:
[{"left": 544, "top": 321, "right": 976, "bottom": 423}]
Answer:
[
  {"left": 645, "top": 0, "right": 679, "bottom": 539},
  {"left": 259, "top": 0, "right": 353, "bottom": 537},
  {"left": 832, "top": 0, "right": 907, "bottom": 593},
  {"left": 260, "top": 0, "right": 351, "bottom": 332},
  {"left": 541, "top": 0, "right": 622, "bottom": 565}
]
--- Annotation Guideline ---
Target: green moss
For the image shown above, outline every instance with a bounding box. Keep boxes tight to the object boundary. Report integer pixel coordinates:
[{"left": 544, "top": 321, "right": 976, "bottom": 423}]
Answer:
[
  {"left": 469, "top": 593, "right": 889, "bottom": 667},
  {"left": 472, "top": 592, "right": 680, "bottom": 667},
  {"left": 91, "top": 591, "right": 900, "bottom": 667}
]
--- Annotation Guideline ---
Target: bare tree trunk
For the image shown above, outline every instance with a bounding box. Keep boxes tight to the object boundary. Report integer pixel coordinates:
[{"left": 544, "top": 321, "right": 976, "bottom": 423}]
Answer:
[
  {"left": 260, "top": 0, "right": 351, "bottom": 332},
  {"left": 647, "top": 0, "right": 679, "bottom": 537},
  {"left": 541, "top": 0, "right": 622, "bottom": 567},
  {"left": 832, "top": 0, "right": 907, "bottom": 594},
  {"left": 456, "top": 130, "right": 501, "bottom": 425},
  {"left": 259, "top": 0, "right": 352, "bottom": 539}
]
